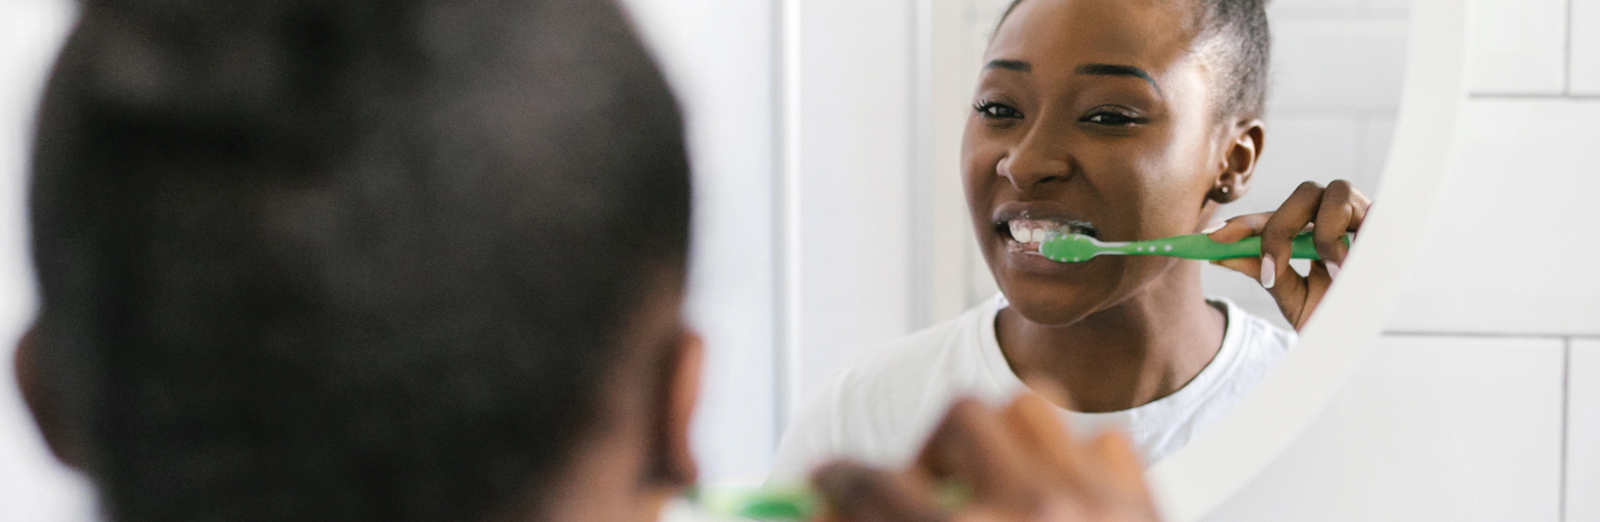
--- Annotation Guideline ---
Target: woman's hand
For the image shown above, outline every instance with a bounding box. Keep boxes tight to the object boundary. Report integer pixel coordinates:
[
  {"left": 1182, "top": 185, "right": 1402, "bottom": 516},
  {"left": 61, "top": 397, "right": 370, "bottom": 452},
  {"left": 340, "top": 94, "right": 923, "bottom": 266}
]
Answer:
[
  {"left": 1207, "top": 180, "right": 1371, "bottom": 331},
  {"left": 810, "top": 394, "right": 1161, "bottom": 522}
]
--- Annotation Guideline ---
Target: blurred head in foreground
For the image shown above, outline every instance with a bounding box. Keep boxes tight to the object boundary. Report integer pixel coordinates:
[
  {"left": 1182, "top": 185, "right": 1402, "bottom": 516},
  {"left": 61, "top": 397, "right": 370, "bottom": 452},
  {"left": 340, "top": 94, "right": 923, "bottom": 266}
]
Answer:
[{"left": 15, "top": 1, "right": 700, "bottom": 521}]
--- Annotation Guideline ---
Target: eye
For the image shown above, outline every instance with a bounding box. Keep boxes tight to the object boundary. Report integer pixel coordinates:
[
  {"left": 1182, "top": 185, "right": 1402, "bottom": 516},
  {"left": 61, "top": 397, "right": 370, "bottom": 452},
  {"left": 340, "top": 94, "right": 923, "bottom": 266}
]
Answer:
[
  {"left": 974, "top": 101, "right": 1023, "bottom": 120},
  {"left": 1081, "top": 108, "right": 1144, "bottom": 126}
]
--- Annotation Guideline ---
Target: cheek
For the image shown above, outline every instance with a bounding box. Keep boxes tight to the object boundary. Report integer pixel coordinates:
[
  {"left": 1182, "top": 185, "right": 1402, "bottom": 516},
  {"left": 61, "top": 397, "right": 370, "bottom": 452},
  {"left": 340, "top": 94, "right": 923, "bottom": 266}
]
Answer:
[
  {"left": 1075, "top": 130, "right": 1214, "bottom": 235},
  {"left": 1144, "top": 123, "right": 1223, "bottom": 187},
  {"left": 960, "top": 126, "right": 1004, "bottom": 207}
]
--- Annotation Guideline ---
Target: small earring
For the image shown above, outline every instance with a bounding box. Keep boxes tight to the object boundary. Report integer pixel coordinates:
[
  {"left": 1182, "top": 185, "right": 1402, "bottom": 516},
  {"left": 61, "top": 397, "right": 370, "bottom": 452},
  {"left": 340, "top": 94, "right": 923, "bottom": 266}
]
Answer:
[{"left": 1219, "top": 186, "right": 1231, "bottom": 195}]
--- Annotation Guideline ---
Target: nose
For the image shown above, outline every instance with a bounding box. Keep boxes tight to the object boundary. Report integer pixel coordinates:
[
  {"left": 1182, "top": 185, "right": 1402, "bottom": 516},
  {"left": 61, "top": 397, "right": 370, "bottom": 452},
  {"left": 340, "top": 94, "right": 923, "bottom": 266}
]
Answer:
[{"left": 997, "top": 128, "right": 1074, "bottom": 192}]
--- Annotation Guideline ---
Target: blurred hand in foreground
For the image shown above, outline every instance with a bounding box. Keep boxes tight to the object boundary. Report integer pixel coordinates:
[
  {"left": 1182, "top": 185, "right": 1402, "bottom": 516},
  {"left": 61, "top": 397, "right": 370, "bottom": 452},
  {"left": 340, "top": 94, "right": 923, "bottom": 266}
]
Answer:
[{"left": 811, "top": 394, "right": 1162, "bottom": 522}]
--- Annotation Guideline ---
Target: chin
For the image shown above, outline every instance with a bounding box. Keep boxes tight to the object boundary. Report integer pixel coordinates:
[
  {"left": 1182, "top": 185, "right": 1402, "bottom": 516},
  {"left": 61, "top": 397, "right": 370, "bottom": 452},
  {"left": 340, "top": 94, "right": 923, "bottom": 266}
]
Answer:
[{"left": 990, "top": 257, "right": 1125, "bottom": 327}]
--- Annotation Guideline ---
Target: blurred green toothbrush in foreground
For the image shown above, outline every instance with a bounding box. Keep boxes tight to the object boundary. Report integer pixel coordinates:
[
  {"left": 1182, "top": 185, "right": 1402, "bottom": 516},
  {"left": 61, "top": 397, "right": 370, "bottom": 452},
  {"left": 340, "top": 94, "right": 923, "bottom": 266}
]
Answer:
[{"left": 685, "top": 482, "right": 970, "bottom": 521}]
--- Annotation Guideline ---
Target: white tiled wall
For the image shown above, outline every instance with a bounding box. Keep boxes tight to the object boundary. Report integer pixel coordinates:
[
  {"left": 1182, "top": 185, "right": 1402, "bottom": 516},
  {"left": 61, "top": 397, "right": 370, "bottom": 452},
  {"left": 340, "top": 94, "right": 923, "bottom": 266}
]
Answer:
[
  {"left": 1204, "top": 336, "right": 1567, "bottom": 522},
  {"left": 1389, "top": 99, "right": 1600, "bottom": 335},
  {"left": 1574, "top": 0, "right": 1600, "bottom": 95},
  {"left": 1365, "top": 0, "right": 1414, "bottom": 14},
  {"left": 1569, "top": 339, "right": 1600, "bottom": 522},
  {"left": 1392, "top": 2, "right": 1600, "bottom": 516},
  {"left": 1466, "top": 0, "right": 1569, "bottom": 94},
  {"left": 1266, "top": 17, "right": 1410, "bottom": 111}
]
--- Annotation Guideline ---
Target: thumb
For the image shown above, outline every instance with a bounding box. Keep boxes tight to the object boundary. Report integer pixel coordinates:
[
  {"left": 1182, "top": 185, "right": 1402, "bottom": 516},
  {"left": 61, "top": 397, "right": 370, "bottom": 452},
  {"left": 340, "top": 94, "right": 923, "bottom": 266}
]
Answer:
[{"left": 1210, "top": 257, "right": 1261, "bottom": 278}]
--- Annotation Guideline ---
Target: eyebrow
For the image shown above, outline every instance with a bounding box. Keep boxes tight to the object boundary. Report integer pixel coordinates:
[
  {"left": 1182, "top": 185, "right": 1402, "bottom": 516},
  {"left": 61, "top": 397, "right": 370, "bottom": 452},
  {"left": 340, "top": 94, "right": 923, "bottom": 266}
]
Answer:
[
  {"left": 1074, "top": 63, "right": 1162, "bottom": 94},
  {"left": 983, "top": 60, "right": 1163, "bottom": 95},
  {"left": 985, "top": 59, "right": 1031, "bottom": 72}
]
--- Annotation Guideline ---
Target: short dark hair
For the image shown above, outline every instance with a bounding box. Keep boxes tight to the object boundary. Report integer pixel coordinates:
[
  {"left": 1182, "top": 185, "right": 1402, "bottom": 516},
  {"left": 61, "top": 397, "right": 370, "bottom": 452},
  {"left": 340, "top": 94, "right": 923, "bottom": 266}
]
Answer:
[
  {"left": 27, "top": 0, "right": 690, "bottom": 521},
  {"left": 997, "top": 0, "right": 1271, "bottom": 119}
]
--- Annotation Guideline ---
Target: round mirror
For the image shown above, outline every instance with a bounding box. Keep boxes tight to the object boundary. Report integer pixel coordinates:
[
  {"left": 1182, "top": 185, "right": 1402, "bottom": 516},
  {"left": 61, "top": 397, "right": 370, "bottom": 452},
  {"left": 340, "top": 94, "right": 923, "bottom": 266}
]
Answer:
[{"left": 619, "top": 1, "right": 1467, "bottom": 518}]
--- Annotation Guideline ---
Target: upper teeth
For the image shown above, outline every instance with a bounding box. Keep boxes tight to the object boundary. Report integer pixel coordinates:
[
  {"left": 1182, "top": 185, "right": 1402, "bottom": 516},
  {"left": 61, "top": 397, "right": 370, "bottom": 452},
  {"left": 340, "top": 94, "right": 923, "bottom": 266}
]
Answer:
[{"left": 1009, "top": 220, "right": 1068, "bottom": 243}]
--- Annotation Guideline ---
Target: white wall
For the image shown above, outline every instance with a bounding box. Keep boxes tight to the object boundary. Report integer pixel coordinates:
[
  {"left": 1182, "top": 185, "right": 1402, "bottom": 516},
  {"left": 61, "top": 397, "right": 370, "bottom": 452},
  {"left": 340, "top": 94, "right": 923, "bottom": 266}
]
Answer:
[
  {"left": 632, "top": 0, "right": 929, "bottom": 468},
  {"left": 617, "top": 0, "right": 781, "bottom": 484},
  {"left": 1204, "top": 1, "right": 1600, "bottom": 520},
  {"left": 629, "top": 0, "right": 929, "bottom": 481},
  {"left": 0, "top": 1, "right": 96, "bottom": 521},
  {"left": 793, "top": 0, "right": 919, "bottom": 413}
]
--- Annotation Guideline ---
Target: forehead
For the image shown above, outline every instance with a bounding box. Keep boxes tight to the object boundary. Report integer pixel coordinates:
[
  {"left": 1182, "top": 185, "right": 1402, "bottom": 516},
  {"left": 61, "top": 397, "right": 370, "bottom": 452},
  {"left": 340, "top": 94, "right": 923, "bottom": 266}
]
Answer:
[{"left": 987, "top": 0, "right": 1198, "bottom": 73}]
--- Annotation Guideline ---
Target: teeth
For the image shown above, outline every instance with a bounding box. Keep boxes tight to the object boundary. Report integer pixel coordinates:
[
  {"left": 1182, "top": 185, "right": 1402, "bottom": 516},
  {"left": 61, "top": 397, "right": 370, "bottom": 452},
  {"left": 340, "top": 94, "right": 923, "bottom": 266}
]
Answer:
[
  {"left": 1008, "top": 219, "right": 1072, "bottom": 244},
  {"left": 1006, "top": 218, "right": 1099, "bottom": 244},
  {"left": 1009, "top": 221, "right": 1031, "bottom": 243}
]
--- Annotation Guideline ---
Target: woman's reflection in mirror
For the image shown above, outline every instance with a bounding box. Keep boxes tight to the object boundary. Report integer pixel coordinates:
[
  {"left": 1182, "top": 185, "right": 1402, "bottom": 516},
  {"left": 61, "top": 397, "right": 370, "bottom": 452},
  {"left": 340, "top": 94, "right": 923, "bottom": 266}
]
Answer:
[{"left": 772, "top": 0, "right": 1371, "bottom": 480}]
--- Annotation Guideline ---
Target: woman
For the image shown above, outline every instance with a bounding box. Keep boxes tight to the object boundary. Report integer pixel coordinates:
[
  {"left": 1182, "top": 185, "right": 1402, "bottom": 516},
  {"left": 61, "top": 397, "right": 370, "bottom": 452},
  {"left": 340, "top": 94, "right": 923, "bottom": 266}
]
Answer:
[{"left": 772, "top": 0, "right": 1369, "bottom": 478}]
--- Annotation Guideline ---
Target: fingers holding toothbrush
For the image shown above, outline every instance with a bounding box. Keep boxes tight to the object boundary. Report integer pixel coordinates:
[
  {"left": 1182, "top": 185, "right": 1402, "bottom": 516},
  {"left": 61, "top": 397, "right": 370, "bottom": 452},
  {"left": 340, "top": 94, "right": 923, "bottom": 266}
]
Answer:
[{"left": 1206, "top": 180, "right": 1371, "bottom": 331}]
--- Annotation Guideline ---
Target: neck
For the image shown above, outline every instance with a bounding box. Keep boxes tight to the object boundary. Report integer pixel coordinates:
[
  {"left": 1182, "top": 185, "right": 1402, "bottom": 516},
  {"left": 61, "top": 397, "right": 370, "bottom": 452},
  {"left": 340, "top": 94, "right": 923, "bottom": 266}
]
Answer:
[
  {"left": 515, "top": 407, "right": 676, "bottom": 522},
  {"left": 995, "top": 260, "right": 1226, "bottom": 412}
]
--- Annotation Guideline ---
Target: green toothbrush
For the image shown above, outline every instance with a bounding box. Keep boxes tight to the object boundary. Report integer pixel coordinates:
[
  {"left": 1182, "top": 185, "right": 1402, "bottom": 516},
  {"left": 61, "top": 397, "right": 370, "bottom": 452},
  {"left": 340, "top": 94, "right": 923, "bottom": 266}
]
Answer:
[
  {"left": 685, "top": 485, "right": 818, "bottom": 521},
  {"left": 686, "top": 482, "right": 970, "bottom": 521},
  {"left": 1038, "top": 231, "right": 1348, "bottom": 263}
]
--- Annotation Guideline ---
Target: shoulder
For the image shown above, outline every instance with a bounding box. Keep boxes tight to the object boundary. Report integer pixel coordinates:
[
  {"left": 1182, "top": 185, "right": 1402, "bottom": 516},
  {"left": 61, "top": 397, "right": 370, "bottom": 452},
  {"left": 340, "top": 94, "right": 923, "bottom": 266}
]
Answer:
[
  {"left": 769, "top": 305, "right": 991, "bottom": 480},
  {"left": 1210, "top": 297, "right": 1298, "bottom": 376},
  {"left": 825, "top": 303, "right": 1001, "bottom": 416},
  {"left": 845, "top": 317, "right": 970, "bottom": 389},
  {"left": 1230, "top": 302, "right": 1298, "bottom": 357}
]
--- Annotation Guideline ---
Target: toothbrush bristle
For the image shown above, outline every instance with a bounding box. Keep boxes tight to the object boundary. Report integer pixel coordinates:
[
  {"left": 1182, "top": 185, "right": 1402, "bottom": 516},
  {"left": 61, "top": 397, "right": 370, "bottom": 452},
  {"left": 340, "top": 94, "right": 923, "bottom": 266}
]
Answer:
[{"left": 1038, "top": 232, "right": 1104, "bottom": 263}]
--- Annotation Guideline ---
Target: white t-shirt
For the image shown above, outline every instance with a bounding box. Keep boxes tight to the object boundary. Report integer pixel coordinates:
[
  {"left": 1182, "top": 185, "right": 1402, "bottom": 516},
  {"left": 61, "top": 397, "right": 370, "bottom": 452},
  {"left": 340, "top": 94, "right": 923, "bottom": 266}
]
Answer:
[{"left": 768, "top": 293, "right": 1295, "bottom": 481}]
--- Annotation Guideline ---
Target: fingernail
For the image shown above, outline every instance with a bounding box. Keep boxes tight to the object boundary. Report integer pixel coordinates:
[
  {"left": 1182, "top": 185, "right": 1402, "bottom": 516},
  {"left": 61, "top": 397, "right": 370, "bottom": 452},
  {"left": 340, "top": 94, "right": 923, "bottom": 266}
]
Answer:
[
  {"left": 1260, "top": 254, "right": 1276, "bottom": 289},
  {"left": 1202, "top": 221, "right": 1226, "bottom": 234},
  {"left": 1326, "top": 261, "right": 1341, "bottom": 279}
]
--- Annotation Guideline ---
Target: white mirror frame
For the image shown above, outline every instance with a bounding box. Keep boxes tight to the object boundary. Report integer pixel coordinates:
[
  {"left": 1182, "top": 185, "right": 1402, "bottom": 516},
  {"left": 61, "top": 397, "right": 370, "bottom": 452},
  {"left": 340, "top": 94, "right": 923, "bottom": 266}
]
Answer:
[{"left": 1144, "top": 0, "right": 1469, "bottom": 519}]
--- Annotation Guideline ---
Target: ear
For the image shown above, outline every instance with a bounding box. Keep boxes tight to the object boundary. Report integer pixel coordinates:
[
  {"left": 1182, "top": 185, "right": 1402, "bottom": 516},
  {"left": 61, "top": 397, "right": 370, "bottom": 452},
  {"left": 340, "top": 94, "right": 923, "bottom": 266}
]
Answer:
[
  {"left": 14, "top": 323, "right": 85, "bottom": 469},
  {"left": 1208, "top": 119, "right": 1265, "bottom": 203},
  {"left": 650, "top": 329, "right": 702, "bottom": 490}
]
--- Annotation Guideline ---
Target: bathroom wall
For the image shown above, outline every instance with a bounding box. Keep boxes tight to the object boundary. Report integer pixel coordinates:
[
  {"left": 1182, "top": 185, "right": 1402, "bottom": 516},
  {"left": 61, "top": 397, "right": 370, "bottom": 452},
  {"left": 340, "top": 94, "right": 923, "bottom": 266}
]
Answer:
[
  {"left": 1204, "top": 0, "right": 1600, "bottom": 520},
  {"left": 620, "top": 0, "right": 782, "bottom": 484},
  {"left": 0, "top": 2, "right": 95, "bottom": 520}
]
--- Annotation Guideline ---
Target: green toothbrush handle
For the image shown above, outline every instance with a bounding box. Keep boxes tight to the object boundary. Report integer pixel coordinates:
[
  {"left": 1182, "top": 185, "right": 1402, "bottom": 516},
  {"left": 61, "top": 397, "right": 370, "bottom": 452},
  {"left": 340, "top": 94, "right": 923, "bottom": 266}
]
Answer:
[
  {"left": 689, "top": 482, "right": 970, "bottom": 521},
  {"left": 1128, "top": 231, "right": 1346, "bottom": 261}
]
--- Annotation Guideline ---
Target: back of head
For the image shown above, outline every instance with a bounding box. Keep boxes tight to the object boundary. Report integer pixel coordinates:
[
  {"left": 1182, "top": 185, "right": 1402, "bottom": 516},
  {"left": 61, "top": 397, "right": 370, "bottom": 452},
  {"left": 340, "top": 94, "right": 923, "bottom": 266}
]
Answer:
[{"left": 27, "top": 0, "right": 690, "bottom": 521}]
